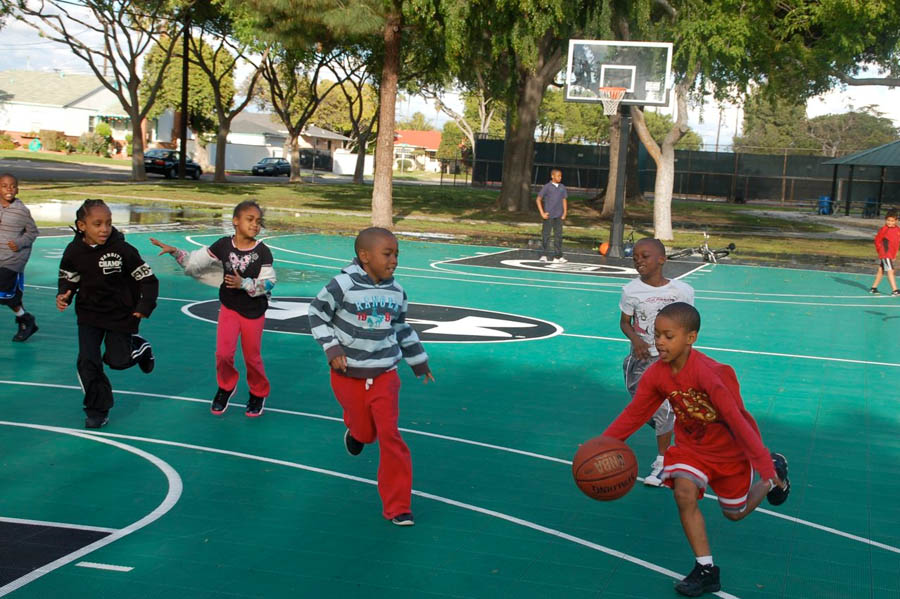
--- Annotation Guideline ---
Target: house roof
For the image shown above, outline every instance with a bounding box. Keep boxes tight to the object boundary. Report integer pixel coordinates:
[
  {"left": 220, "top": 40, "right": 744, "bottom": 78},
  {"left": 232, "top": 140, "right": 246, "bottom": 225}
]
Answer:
[
  {"left": 823, "top": 140, "right": 900, "bottom": 167},
  {"left": 230, "top": 112, "right": 351, "bottom": 141},
  {"left": 395, "top": 129, "right": 442, "bottom": 151},
  {"left": 0, "top": 70, "right": 109, "bottom": 108}
]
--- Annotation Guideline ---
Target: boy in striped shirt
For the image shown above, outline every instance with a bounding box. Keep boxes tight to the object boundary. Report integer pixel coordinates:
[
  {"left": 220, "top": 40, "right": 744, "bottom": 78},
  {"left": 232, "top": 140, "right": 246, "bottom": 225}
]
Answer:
[{"left": 309, "top": 227, "right": 434, "bottom": 526}]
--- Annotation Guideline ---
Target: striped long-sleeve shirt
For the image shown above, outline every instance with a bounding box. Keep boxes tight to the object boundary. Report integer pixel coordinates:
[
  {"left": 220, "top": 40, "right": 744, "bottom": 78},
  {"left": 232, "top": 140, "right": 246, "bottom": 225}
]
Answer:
[
  {"left": 0, "top": 198, "right": 39, "bottom": 273},
  {"left": 308, "top": 260, "right": 429, "bottom": 379}
]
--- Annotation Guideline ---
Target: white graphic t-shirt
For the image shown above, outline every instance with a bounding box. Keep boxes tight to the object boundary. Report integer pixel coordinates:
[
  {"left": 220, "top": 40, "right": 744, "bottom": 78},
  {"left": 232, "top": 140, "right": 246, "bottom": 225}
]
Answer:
[{"left": 619, "top": 278, "right": 695, "bottom": 357}]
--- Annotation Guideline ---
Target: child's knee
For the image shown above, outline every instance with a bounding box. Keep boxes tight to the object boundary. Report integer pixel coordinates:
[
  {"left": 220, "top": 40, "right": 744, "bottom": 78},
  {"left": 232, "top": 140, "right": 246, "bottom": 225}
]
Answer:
[
  {"left": 722, "top": 509, "right": 744, "bottom": 522},
  {"left": 672, "top": 479, "right": 700, "bottom": 506}
]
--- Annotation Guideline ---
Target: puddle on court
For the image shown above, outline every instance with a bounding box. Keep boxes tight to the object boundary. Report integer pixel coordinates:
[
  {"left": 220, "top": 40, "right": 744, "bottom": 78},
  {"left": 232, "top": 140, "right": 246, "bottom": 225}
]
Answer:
[{"left": 29, "top": 199, "right": 223, "bottom": 227}]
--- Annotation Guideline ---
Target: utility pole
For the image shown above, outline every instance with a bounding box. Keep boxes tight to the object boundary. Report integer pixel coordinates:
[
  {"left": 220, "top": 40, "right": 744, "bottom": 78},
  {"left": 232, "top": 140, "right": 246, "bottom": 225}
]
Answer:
[{"left": 178, "top": 10, "right": 190, "bottom": 180}]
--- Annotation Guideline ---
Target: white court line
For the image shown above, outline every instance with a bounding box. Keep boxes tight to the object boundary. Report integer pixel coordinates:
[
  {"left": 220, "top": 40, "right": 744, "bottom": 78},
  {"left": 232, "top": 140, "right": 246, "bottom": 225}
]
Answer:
[
  {"left": 0, "top": 422, "right": 182, "bottom": 597},
  {"left": 262, "top": 244, "right": 898, "bottom": 307},
  {"left": 0, "top": 517, "right": 117, "bottom": 534},
  {"left": 2, "top": 379, "right": 897, "bottom": 558},
  {"left": 81, "top": 428, "right": 738, "bottom": 599},
  {"left": 75, "top": 562, "right": 133, "bottom": 572},
  {"left": 560, "top": 333, "right": 900, "bottom": 368}
]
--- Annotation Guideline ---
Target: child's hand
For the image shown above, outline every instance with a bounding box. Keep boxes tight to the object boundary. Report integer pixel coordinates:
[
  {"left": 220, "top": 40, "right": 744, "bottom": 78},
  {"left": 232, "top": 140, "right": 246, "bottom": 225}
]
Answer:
[
  {"left": 133, "top": 312, "right": 146, "bottom": 319},
  {"left": 771, "top": 476, "right": 786, "bottom": 490},
  {"left": 329, "top": 355, "right": 347, "bottom": 373},
  {"left": 56, "top": 290, "right": 72, "bottom": 311},
  {"left": 7, "top": 240, "right": 18, "bottom": 251},
  {"left": 540, "top": 211, "right": 549, "bottom": 219},
  {"left": 420, "top": 371, "right": 435, "bottom": 384},
  {"left": 149, "top": 237, "right": 177, "bottom": 255},
  {"left": 223, "top": 268, "right": 243, "bottom": 289},
  {"left": 632, "top": 339, "right": 652, "bottom": 360}
]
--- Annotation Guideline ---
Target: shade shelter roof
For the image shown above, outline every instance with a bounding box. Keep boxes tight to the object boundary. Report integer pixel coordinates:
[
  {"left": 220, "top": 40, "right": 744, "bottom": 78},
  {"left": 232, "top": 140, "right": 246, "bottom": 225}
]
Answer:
[{"left": 823, "top": 140, "right": 900, "bottom": 167}]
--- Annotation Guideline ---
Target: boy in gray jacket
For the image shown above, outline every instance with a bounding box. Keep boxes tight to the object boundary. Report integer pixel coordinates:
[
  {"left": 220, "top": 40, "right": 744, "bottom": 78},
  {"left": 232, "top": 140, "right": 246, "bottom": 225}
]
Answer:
[
  {"left": 309, "top": 227, "right": 434, "bottom": 526},
  {"left": 0, "top": 174, "right": 39, "bottom": 341}
]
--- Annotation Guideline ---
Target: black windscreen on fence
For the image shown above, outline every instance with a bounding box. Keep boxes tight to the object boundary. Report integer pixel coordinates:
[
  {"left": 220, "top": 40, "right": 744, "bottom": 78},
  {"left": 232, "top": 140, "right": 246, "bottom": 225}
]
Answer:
[{"left": 473, "top": 138, "right": 900, "bottom": 212}]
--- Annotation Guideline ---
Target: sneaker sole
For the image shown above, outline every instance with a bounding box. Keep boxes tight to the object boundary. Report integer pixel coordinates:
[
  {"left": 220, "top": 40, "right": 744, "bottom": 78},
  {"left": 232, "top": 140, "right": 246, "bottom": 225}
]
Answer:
[
  {"left": 344, "top": 430, "right": 364, "bottom": 456},
  {"left": 211, "top": 388, "right": 236, "bottom": 415},
  {"left": 12, "top": 325, "right": 37, "bottom": 342},
  {"left": 391, "top": 519, "right": 415, "bottom": 526},
  {"left": 245, "top": 402, "right": 265, "bottom": 418}
]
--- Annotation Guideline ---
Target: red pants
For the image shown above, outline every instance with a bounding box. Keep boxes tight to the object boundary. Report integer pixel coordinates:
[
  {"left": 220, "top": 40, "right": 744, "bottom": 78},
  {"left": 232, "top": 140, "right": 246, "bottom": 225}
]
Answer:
[
  {"left": 330, "top": 369, "right": 411, "bottom": 519},
  {"left": 216, "top": 304, "right": 269, "bottom": 397}
]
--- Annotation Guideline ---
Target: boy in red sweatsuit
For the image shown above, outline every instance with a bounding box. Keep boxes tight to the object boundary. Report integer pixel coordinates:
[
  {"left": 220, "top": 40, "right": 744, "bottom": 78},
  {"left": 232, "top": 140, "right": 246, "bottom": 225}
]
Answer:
[
  {"left": 602, "top": 302, "right": 789, "bottom": 597},
  {"left": 870, "top": 209, "right": 899, "bottom": 295}
]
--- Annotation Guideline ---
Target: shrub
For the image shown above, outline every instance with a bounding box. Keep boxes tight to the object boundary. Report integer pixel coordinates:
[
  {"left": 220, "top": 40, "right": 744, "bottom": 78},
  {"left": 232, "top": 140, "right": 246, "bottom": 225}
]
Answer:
[
  {"left": 125, "top": 133, "right": 133, "bottom": 156},
  {"left": 395, "top": 158, "right": 416, "bottom": 171},
  {"left": 39, "top": 129, "right": 69, "bottom": 152},
  {"left": 0, "top": 134, "right": 16, "bottom": 150},
  {"left": 76, "top": 132, "right": 109, "bottom": 156}
]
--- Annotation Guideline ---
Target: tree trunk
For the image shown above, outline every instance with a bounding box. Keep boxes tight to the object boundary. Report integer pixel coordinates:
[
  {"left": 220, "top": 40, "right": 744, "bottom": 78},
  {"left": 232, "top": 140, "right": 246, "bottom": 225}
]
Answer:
[
  {"left": 630, "top": 83, "right": 690, "bottom": 241},
  {"left": 354, "top": 131, "right": 369, "bottom": 185},
  {"left": 626, "top": 126, "right": 643, "bottom": 202},
  {"left": 601, "top": 114, "right": 622, "bottom": 218},
  {"left": 498, "top": 37, "right": 564, "bottom": 212},
  {"left": 130, "top": 116, "right": 147, "bottom": 181},
  {"left": 371, "top": 11, "right": 401, "bottom": 228},
  {"left": 214, "top": 124, "right": 229, "bottom": 183},
  {"left": 289, "top": 133, "right": 302, "bottom": 182}
]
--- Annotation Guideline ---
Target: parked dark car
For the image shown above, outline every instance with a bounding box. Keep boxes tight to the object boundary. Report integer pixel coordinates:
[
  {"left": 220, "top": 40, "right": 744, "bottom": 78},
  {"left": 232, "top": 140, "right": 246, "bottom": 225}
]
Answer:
[
  {"left": 297, "top": 149, "right": 332, "bottom": 171},
  {"left": 144, "top": 149, "right": 203, "bottom": 179},
  {"left": 251, "top": 157, "right": 291, "bottom": 176}
]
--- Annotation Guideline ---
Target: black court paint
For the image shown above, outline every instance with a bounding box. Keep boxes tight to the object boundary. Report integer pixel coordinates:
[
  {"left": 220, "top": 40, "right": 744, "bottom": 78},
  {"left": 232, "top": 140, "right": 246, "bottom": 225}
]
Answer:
[
  {"left": 0, "top": 522, "right": 110, "bottom": 585},
  {"left": 440, "top": 249, "right": 699, "bottom": 279},
  {"left": 182, "top": 298, "right": 563, "bottom": 343}
]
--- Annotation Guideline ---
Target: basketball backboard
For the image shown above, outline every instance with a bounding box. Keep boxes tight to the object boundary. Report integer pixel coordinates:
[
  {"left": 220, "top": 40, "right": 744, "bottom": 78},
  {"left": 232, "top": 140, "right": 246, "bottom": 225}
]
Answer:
[{"left": 565, "top": 40, "right": 673, "bottom": 107}]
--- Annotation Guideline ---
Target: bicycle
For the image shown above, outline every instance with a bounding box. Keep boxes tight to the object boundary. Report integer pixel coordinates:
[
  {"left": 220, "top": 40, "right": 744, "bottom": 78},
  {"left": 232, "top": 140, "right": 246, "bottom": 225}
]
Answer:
[{"left": 667, "top": 232, "right": 736, "bottom": 264}]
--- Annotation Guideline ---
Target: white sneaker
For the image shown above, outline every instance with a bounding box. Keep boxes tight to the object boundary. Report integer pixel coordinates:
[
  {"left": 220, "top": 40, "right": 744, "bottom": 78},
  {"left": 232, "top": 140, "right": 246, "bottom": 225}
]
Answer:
[
  {"left": 539, "top": 255, "right": 548, "bottom": 262},
  {"left": 556, "top": 256, "right": 568, "bottom": 263},
  {"left": 644, "top": 456, "right": 664, "bottom": 487},
  {"left": 552, "top": 257, "right": 561, "bottom": 263}
]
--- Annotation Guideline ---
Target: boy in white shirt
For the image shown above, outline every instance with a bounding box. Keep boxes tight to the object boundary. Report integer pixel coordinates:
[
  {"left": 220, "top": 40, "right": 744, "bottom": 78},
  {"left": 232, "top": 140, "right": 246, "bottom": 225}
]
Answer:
[{"left": 619, "top": 238, "right": 694, "bottom": 486}]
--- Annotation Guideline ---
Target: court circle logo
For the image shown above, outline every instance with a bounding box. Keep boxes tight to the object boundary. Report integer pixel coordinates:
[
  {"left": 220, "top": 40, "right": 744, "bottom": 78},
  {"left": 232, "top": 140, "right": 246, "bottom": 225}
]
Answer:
[
  {"left": 182, "top": 297, "right": 562, "bottom": 343},
  {"left": 499, "top": 259, "right": 637, "bottom": 276}
]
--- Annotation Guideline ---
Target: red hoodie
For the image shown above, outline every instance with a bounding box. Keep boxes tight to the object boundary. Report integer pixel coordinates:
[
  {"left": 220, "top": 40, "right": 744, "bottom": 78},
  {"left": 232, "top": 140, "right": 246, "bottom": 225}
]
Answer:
[{"left": 874, "top": 225, "right": 900, "bottom": 259}]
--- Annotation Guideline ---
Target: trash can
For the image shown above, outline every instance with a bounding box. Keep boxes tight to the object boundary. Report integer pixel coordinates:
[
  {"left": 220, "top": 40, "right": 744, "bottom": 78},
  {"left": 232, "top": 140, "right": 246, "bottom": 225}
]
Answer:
[{"left": 817, "top": 195, "right": 833, "bottom": 215}]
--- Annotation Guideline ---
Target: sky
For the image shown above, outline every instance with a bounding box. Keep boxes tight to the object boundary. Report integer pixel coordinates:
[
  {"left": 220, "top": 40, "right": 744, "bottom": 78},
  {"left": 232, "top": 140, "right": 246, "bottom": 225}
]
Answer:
[{"left": 2, "top": 15, "right": 898, "bottom": 149}]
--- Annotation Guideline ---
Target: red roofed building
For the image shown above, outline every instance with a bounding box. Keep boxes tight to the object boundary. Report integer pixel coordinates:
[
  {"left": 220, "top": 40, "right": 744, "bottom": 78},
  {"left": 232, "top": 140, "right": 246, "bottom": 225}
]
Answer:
[{"left": 394, "top": 129, "right": 442, "bottom": 172}]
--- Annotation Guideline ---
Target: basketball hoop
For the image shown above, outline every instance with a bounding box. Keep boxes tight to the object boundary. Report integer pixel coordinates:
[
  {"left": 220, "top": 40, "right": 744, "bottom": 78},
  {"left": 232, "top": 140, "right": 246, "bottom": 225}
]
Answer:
[{"left": 597, "top": 87, "right": 627, "bottom": 116}]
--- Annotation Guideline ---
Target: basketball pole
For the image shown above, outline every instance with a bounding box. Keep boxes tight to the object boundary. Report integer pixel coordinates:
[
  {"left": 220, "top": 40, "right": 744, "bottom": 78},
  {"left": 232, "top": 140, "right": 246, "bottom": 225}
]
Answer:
[{"left": 607, "top": 105, "right": 630, "bottom": 258}]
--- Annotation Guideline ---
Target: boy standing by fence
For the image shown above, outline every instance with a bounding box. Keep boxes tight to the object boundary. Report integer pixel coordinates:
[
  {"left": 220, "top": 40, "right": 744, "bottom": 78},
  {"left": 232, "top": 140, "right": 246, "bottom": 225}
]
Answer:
[{"left": 536, "top": 168, "right": 568, "bottom": 263}]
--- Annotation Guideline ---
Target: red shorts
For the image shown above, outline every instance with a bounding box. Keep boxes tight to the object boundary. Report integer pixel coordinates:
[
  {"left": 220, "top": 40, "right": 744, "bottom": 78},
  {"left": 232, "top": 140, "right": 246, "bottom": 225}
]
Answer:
[{"left": 661, "top": 445, "right": 755, "bottom": 513}]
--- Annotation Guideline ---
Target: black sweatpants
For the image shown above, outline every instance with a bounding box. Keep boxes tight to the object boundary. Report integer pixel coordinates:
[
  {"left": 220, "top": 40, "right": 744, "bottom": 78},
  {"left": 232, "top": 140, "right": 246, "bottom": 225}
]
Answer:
[{"left": 77, "top": 324, "right": 150, "bottom": 418}]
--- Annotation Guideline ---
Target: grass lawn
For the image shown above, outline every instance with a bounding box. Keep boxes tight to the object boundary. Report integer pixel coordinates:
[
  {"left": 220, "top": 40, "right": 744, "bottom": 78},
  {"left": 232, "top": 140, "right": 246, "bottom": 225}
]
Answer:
[
  {"left": 15, "top": 179, "right": 875, "bottom": 269},
  {"left": 0, "top": 149, "right": 132, "bottom": 168}
]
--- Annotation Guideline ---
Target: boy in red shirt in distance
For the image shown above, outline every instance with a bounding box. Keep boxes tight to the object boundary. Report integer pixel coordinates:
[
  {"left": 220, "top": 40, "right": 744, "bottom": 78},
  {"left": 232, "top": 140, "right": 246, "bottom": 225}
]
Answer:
[
  {"left": 602, "top": 302, "right": 789, "bottom": 597},
  {"left": 869, "top": 208, "right": 899, "bottom": 295}
]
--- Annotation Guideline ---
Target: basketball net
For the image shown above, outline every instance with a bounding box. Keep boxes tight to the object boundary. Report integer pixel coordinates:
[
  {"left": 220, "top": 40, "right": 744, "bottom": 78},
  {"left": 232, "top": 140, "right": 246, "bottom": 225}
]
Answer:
[{"left": 597, "top": 87, "right": 627, "bottom": 116}]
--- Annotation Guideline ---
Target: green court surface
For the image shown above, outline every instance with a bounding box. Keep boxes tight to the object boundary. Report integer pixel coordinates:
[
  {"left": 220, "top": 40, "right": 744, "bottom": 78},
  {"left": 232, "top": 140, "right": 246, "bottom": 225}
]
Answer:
[{"left": 1, "top": 227, "right": 898, "bottom": 599}]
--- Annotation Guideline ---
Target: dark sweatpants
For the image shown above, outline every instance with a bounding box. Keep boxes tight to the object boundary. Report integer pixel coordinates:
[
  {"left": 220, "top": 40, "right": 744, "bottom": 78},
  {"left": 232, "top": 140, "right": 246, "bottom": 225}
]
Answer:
[
  {"left": 541, "top": 217, "right": 563, "bottom": 258},
  {"left": 77, "top": 324, "right": 150, "bottom": 418}
]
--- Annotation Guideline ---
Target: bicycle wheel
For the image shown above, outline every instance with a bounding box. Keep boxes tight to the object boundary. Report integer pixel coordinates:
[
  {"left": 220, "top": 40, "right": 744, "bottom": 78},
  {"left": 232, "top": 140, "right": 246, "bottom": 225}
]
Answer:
[
  {"left": 667, "top": 248, "right": 694, "bottom": 260},
  {"left": 712, "top": 249, "right": 731, "bottom": 260}
]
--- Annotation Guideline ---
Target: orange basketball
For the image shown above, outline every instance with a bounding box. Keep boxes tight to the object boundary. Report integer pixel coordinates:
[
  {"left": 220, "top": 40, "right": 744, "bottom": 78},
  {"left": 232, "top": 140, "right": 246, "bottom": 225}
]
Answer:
[
  {"left": 598, "top": 242, "right": 610, "bottom": 256},
  {"left": 572, "top": 436, "right": 638, "bottom": 501}
]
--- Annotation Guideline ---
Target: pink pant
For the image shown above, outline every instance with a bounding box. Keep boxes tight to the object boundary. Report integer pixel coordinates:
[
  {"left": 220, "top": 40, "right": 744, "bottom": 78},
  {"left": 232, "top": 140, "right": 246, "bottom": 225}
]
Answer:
[
  {"left": 216, "top": 304, "right": 269, "bottom": 397},
  {"left": 330, "top": 370, "right": 411, "bottom": 519}
]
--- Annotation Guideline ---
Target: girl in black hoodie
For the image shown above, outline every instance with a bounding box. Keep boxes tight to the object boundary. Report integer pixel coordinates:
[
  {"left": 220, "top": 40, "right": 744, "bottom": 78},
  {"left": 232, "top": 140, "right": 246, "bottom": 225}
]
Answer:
[{"left": 56, "top": 199, "right": 159, "bottom": 428}]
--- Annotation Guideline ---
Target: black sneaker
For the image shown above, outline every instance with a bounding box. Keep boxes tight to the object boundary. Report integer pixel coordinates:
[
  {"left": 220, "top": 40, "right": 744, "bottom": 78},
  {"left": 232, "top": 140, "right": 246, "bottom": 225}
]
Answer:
[
  {"left": 12, "top": 313, "right": 37, "bottom": 342},
  {"left": 892, "top": 289, "right": 900, "bottom": 296},
  {"left": 869, "top": 287, "right": 880, "bottom": 294},
  {"left": 674, "top": 562, "right": 721, "bottom": 597},
  {"left": 767, "top": 452, "right": 790, "bottom": 506},
  {"left": 211, "top": 387, "right": 235, "bottom": 415},
  {"left": 137, "top": 342, "right": 154, "bottom": 374},
  {"left": 391, "top": 513, "right": 415, "bottom": 526},
  {"left": 85, "top": 414, "right": 109, "bottom": 429},
  {"left": 344, "top": 429, "right": 364, "bottom": 456},
  {"left": 245, "top": 394, "right": 265, "bottom": 417}
]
